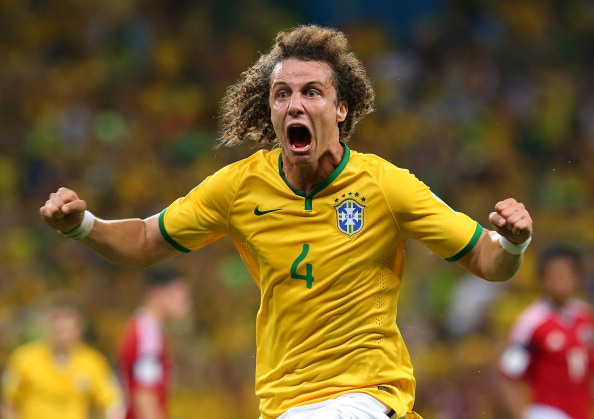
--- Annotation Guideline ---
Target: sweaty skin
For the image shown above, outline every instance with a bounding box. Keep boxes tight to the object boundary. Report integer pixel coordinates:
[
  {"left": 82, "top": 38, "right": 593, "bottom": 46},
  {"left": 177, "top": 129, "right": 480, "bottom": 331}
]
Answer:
[{"left": 269, "top": 58, "right": 347, "bottom": 195}]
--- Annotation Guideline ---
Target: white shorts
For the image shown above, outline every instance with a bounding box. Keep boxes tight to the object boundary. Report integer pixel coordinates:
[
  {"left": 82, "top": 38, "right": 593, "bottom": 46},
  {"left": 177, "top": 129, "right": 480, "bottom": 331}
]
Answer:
[
  {"left": 524, "top": 404, "right": 571, "bottom": 419},
  {"left": 277, "top": 393, "right": 392, "bottom": 419}
]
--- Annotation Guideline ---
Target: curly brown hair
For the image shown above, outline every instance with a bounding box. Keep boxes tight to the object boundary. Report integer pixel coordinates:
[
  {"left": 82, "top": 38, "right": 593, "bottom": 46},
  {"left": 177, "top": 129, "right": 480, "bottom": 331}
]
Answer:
[{"left": 217, "top": 24, "right": 375, "bottom": 147}]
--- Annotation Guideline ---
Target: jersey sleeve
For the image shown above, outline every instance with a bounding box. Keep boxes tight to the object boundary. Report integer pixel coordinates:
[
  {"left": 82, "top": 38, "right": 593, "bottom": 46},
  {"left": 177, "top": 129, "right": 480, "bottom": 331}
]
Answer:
[
  {"left": 124, "top": 315, "right": 167, "bottom": 391},
  {"left": 159, "top": 163, "right": 241, "bottom": 252},
  {"left": 383, "top": 165, "right": 482, "bottom": 261},
  {"left": 498, "top": 304, "right": 542, "bottom": 380},
  {"left": 1, "top": 350, "right": 25, "bottom": 405},
  {"left": 499, "top": 344, "right": 531, "bottom": 379},
  {"left": 132, "top": 355, "right": 164, "bottom": 388},
  {"left": 87, "top": 351, "right": 124, "bottom": 414}
]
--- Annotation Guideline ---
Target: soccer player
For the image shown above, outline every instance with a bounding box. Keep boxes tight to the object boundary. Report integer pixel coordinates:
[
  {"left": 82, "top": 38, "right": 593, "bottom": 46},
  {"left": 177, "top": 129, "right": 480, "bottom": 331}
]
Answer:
[
  {"left": 117, "top": 268, "right": 191, "bottom": 419},
  {"left": 39, "top": 25, "right": 533, "bottom": 419},
  {"left": 498, "top": 246, "right": 593, "bottom": 419},
  {"left": 1, "top": 299, "right": 123, "bottom": 419}
]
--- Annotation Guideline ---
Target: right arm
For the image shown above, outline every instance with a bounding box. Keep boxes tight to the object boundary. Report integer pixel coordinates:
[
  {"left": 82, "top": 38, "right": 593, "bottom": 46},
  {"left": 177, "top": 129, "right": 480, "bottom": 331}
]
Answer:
[
  {"left": 40, "top": 187, "right": 178, "bottom": 267},
  {"left": 1, "top": 403, "right": 19, "bottom": 419},
  {"left": 498, "top": 344, "right": 531, "bottom": 419},
  {"left": 131, "top": 389, "right": 166, "bottom": 419},
  {"left": 498, "top": 377, "right": 528, "bottom": 419},
  {"left": 2, "top": 354, "right": 23, "bottom": 419}
]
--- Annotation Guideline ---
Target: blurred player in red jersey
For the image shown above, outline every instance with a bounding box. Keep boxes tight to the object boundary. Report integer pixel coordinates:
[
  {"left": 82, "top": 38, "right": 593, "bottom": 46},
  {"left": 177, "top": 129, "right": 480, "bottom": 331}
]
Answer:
[
  {"left": 499, "top": 246, "right": 594, "bottom": 419},
  {"left": 118, "top": 269, "right": 191, "bottom": 419}
]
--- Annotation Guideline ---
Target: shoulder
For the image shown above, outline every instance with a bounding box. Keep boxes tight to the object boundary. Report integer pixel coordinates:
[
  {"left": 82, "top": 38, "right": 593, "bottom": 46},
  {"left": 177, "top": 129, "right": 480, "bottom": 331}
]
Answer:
[
  {"left": 349, "top": 150, "right": 437, "bottom": 208},
  {"left": 195, "top": 149, "right": 279, "bottom": 197},
  {"left": 509, "top": 300, "right": 551, "bottom": 344},
  {"left": 215, "top": 149, "right": 278, "bottom": 177},
  {"left": 120, "top": 312, "right": 162, "bottom": 347},
  {"left": 74, "top": 344, "right": 110, "bottom": 366},
  {"left": 134, "top": 311, "right": 162, "bottom": 334},
  {"left": 132, "top": 312, "right": 164, "bottom": 353},
  {"left": 348, "top": 149, "right": 407, "bottom": 175},
  {"left": 347, "top": 149, "right": 421, "bottom": 190},
  {"left": 8, "top": 341, "right": 46, "bottom": 362},
  {"left": 568, "top": 299, "right": 594, "bottom": 320}
]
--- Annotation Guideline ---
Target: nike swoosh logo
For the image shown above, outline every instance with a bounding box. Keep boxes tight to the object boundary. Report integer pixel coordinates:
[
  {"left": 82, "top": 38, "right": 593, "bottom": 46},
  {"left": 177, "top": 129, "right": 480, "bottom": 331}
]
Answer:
[{"left": 254, "top": 206, "right": 282, "bottom": 216}]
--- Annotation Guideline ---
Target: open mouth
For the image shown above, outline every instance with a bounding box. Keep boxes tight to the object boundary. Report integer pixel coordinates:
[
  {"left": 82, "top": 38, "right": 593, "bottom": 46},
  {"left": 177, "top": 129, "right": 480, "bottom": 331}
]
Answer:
[{"left": 287, "top": 125, "right": 312, "bottom": 151}]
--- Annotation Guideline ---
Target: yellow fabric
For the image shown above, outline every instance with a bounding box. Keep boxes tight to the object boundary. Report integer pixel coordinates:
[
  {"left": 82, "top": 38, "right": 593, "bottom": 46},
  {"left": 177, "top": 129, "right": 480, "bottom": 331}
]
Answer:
[
  {"left": 1, "top": 341, "right": 121, "bottom": 419},
  {"left": 161, "top": 146, "right": 479, "bottom": 418},
  {"left": 402, "top": 412, "right": 424, "bottom": 419}
]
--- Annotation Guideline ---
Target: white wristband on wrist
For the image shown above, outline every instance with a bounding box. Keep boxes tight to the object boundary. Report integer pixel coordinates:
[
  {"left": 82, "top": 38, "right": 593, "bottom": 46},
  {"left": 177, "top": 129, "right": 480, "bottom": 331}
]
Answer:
[
  {"left": 498, "top": 233, "right": 531, "bottom": 255},
  {"left": 59, "top": 210, "right": 95, "bottom": 240}
]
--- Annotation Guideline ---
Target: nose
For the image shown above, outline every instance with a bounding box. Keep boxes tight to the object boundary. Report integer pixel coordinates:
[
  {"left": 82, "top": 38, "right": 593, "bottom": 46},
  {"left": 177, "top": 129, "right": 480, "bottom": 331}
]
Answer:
[{"left": 287, "top": 93, "right": 304, "bottom": 116}]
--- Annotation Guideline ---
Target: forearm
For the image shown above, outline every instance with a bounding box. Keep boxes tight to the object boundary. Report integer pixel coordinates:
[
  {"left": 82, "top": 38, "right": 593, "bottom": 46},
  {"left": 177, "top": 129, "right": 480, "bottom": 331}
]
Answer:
[
  {"left": 1, "top": 403, "right": 19, "bottom": 419},
  {"left": 499, "top": 379, "right": 528, "bottom": 419},
  {"left": 80, "top": 215, "right": 175, "bottom": 268},
  {"left": 104, "top": 404, "right": 125, "bottom": 419},
  {"left": 461, "top": 197, "right": 533, "bottom": 281},
  {"left": 458, "top": 230, "right": 523, "bottom": 282},
  {"left": 40, "top": 187, "right": 178, "bottom": 267},
  {"left": 132, "top": 389, "right": 166, "bottom": 419}
]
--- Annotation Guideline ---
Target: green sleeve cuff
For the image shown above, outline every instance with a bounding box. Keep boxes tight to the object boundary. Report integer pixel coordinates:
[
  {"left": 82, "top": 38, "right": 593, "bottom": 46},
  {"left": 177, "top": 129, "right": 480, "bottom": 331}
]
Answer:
[
  {"left": 158, "top": 209, "right": 192, "bottom": 253},
  {"left": 445, "top": 223, "right": 483, "bottom": 262}
]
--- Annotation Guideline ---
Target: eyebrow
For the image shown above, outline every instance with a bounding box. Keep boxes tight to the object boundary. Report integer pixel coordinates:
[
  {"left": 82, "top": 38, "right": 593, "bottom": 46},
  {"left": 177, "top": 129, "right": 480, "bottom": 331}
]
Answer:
[{"left": 271, "top": 80, "right": 326, "bottom": 89}]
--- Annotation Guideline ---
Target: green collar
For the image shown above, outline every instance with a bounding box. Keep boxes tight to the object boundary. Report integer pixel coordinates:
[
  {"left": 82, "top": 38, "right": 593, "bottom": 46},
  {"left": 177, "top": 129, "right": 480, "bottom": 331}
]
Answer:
[{"left": 278, "top": 143, "right": 350, "bottom": 211}]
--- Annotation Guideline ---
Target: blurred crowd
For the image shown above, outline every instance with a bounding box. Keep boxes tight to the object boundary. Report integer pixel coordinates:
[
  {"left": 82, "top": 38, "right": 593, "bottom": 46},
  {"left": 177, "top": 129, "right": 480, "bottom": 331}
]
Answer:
[{"left": 1, "top": 0, "right": 593, "bottom": 417}]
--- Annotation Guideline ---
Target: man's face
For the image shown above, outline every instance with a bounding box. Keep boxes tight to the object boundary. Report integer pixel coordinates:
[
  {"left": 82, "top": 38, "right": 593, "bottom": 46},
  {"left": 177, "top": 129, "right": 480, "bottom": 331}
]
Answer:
[
  {"left": 269, "top": 58, "right": 347, "bottom": 168},
  {"left": 162, "top": 280, "right": 192, "bottom": 320},
  {"left": 49, "top": 308, "right": 82, "bottom": 351},
  {"left": 541, "top": 256, "right": 580, "bottom": 305}
]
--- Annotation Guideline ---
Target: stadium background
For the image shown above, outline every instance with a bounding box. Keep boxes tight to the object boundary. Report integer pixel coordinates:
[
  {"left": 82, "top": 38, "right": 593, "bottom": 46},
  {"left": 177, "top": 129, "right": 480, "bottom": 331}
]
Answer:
[{"left": 1, "top": 0, "right": 594, "bottom": 417}]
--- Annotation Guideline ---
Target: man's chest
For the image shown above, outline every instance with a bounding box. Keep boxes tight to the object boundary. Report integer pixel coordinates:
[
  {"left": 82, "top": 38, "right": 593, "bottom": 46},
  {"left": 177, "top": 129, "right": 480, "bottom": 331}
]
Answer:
[
  {"left": 229, "top": 181, "right": 398, "bottom": 247},
  {"left": 226, "top": 180, "right": 403, "bottom": 290},
  {"left": 532, "top": 317, "right": 594, "bottom": 365}
]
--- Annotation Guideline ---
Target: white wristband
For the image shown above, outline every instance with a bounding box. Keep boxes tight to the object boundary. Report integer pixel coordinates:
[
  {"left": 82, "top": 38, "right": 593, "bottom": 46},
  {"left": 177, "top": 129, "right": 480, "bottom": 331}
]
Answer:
[
  {"left": 59, "top": 210, "right": 95, "bottom": 240},
  {"left": 498, "top": 233, "right": 531, "bottom": 255}
]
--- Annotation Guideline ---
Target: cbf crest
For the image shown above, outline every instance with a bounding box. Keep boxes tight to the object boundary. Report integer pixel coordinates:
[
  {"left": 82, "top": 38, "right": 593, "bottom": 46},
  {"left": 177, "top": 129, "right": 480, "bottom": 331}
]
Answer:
[{"left": 334, "top": 198, "right": 365, "bottom": 237}]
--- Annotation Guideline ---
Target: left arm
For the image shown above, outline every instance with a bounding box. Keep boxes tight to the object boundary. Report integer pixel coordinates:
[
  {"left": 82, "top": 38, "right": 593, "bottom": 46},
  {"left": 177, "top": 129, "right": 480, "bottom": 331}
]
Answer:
[
  {"left": 457, "top": 198, "right": 533, "bottom": 282},
  {"left": 131, "top": 388, "right": 166, "bottom": 419},
  {"left": 89, "top": 356, "right": 124, "bottom": 419}
]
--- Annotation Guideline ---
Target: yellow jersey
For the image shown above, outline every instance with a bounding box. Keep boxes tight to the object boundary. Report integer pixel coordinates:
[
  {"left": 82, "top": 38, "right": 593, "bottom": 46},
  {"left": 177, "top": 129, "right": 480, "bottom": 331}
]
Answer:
[
  {"left": 160, "top": 145, "right": 482, "bottom": 418},
  {"left": 1, "top": 341, "right": 122, "bottom": 419}
]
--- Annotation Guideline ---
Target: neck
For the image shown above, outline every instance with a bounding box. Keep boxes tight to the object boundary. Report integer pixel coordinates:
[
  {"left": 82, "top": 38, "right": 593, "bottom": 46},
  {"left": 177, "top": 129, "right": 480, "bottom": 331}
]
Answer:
[
  {"left": 545, "top": 294, "right": 570, "bottom": 309},
  {"left": 52, "top": 344, "right": 73, "bottom": 364},
  {"left": 282, "top": 143, "right": 344, "bottom": 195},
  {"left": 141, "top": 305, "right": 166, "bottom": 325}
]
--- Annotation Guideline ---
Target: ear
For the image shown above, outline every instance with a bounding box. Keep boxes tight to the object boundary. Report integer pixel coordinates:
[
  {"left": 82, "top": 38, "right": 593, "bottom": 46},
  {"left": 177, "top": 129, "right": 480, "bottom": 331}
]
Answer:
[{"left": 336, "top": 100, "right": 348, "bottom": 123}]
